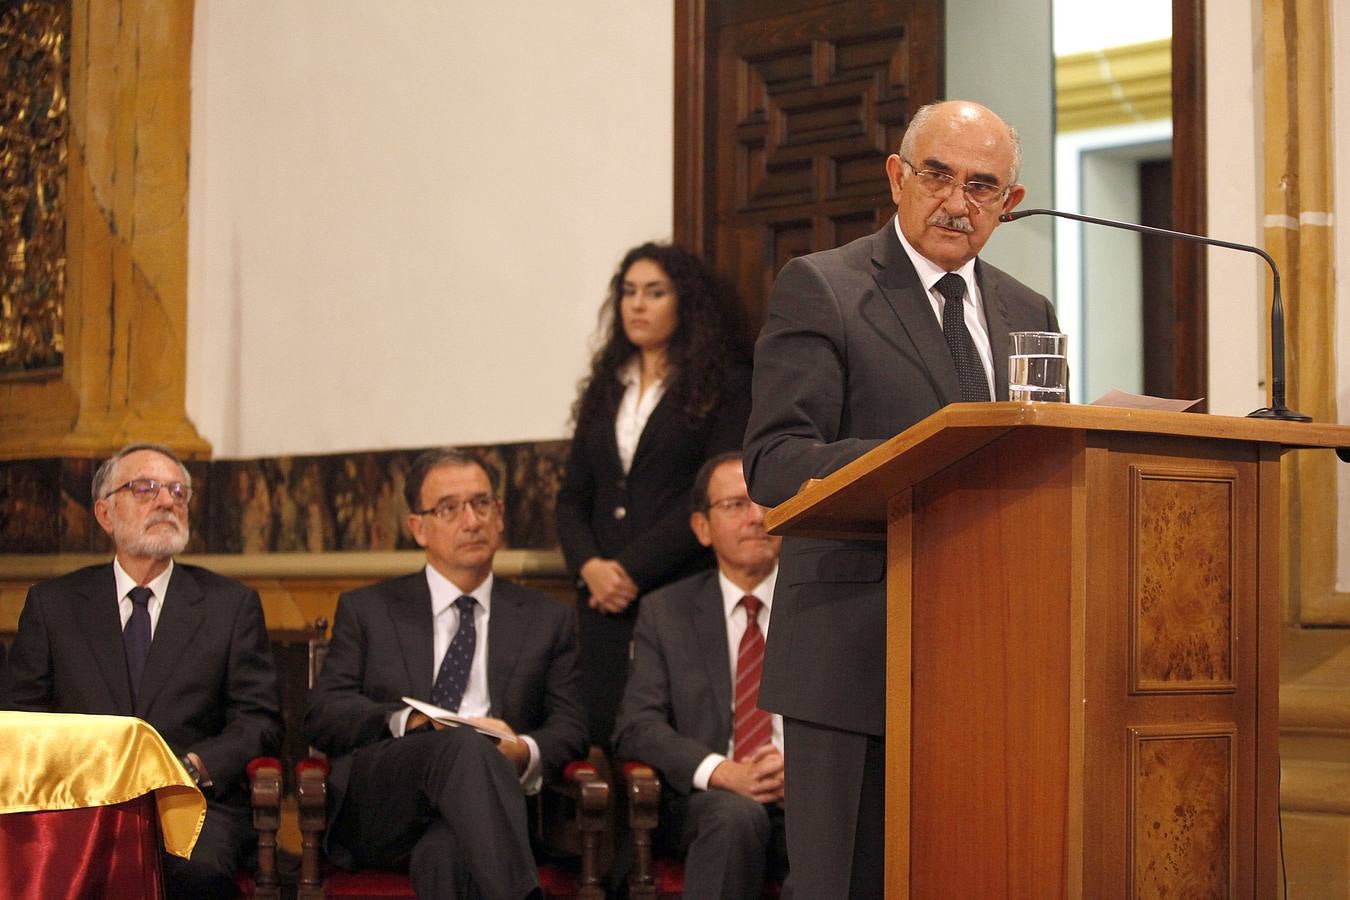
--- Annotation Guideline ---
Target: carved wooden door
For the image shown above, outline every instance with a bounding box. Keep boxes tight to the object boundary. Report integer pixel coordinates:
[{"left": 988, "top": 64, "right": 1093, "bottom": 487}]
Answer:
[{"left": 675, "top": 0, "right": 944, "bottom": 334}]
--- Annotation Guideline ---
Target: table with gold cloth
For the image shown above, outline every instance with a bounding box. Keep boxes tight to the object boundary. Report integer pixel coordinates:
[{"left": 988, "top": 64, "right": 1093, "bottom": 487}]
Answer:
[{"left": 0, "top": 711, "right": 205, "bottom": 898}]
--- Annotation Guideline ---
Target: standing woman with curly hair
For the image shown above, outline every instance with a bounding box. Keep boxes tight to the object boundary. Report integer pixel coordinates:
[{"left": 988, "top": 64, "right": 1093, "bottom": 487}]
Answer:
[{"left": 556, "top": 242, "right": 751, "bottom": 748}]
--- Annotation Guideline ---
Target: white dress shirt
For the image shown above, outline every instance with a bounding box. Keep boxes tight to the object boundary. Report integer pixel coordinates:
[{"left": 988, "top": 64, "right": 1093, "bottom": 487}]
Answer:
[
  {"left": 113, "top": 557, "right": 172, "bottom": 636},
  {"left": 614, "top": 356, "right": 667, "bottom": 473},
  {"left": 390, "top": 568, "right": 544, "bottom": 794},
  {"left": 691, "top": 565, "right": 785, "bottom": 791},
  {"left": 893, "top": 218, "right": 997, "bottom": 399}
]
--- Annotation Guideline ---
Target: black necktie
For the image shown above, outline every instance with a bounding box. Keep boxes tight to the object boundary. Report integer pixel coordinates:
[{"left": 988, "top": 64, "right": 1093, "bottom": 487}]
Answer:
[
  {"left": 430, "top": 596, "right": 477, "bottom": 713},
  {"left": 935, "top": 273, "right": 991, "bottom": 402},
  {"left": 124, "top": 586, "right": 153, "bottom": 700}
]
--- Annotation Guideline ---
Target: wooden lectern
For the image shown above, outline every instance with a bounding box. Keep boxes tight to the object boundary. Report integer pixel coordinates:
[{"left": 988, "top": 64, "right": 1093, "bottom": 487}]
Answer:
[{"left": 763, "top": 402, "right": 1350, "bottom": 899}]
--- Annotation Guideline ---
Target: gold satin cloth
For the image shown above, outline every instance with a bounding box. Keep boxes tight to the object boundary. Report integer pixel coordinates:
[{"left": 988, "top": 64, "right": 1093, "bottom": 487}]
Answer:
[{"left": 0, "top": 712, "right": 205, "bottom": 859}]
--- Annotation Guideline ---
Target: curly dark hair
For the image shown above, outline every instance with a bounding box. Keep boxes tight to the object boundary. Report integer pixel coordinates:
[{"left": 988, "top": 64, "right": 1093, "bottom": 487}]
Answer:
[{"left": 570, "top": 242, "right": 745, "bottom": 430}]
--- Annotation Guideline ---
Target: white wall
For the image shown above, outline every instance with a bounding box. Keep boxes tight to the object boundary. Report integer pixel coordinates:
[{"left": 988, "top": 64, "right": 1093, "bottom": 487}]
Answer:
[
  {"left": 1079, "top": 152, "right": 1146, "bottom": 398},
  {"left": 1203, "top": 1, "right": 1267, "bottom": 416},
  {"left": 948, "top": 0, "right": 1055, "bottom": 298},
  {"left": 187, "top": 1, "right": 674, "bottom": 457},
  {"left": 1053, "top": 120, "right": 1173, "bottom": 402}
]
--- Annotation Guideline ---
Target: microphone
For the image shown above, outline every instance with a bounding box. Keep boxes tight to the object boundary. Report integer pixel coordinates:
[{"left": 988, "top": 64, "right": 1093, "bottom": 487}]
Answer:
[{"left": 999, "top": 207, "right": 1311, "bottom": 422}]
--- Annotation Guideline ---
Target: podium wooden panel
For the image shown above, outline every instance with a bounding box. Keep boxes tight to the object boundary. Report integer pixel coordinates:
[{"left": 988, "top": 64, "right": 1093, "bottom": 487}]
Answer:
[{"left": 764, "top": 403, "right": 1350, "bottom": 898}]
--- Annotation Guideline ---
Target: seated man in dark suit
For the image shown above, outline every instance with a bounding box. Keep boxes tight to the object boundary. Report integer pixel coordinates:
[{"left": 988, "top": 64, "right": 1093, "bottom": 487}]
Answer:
[
  {"left": 2, "top": 442, "right": 283, "bottom": 900},
  {"left": 304, "top": 447, "right": 587, "bottom": 900},
  {"left": 613, "top": 451, "right": 788, "bottom": 899}
]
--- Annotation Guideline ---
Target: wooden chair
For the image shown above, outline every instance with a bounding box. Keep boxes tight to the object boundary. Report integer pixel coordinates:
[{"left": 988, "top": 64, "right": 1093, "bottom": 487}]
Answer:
[
  {"left": 621, "top": 763, "right": 781, "bottom": 900},
  {"left": 251, "top": 617, "right": 608, "bottom": 900},
  {"left": 245, "top": 757, "right": 284, "bottom": 900}
]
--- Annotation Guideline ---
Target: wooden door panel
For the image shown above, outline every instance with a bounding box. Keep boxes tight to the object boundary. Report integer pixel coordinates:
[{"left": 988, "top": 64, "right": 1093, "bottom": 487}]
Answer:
[{"left": 676, "top": 0, "right": 943, "bottom": 337}]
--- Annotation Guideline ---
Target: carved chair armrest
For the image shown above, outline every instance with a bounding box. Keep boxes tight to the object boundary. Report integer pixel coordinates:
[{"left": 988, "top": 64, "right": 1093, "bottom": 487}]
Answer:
[
  {"left": 534, "top": 760, "right": 609, "bottom": 900},
  {"left": 246, "top": 757, "right": 283, "bottom": 900},
  {"left": 294, "top": 757, "right": 331, "bottom": 900},
  {"left": 620, "top": 761, "right": 662, "bottom": 900}
]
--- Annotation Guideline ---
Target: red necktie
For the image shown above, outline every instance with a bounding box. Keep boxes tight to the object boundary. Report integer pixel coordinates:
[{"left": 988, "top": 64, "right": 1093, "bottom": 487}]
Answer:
[{"left": 733, "top": 595, "right": 772, "bottom": 761}]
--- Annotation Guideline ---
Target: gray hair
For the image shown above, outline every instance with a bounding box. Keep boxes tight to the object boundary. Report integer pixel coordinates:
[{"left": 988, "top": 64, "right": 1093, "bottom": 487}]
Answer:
[
  {"left": 403, "top": 448, "right": 502, "bottom": 512},
  {"left": 899, "top": 101, "right": 1023, "bottom": 186},
  {"left": 91, "top": 443, "right": 191, "bottom": 503}
]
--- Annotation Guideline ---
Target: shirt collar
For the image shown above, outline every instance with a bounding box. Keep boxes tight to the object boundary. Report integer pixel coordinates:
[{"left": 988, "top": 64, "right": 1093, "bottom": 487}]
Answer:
[
  {"left": 617, "top": 355, "right": 667, "bottom": 389},
  {"left": 892, "top": 216, "right": 978, "bottom": 295},
  {"left": 718, "top": 565, "right": 779, "bottom": 620},
  {"left": 617, "top": 356, "right": 641, "bottom": 387},
  {"left": 113, "top": 556, "right": 174, "bottom": 603},
  {"left": 425, "top": 565, "right": 493, "bottom": 617}
]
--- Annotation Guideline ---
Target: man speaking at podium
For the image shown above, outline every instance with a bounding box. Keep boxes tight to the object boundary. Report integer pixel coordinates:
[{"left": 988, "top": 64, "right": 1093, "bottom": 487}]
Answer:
[{"left": 743, "top": 100, "right": 1059, "bottom": 898}]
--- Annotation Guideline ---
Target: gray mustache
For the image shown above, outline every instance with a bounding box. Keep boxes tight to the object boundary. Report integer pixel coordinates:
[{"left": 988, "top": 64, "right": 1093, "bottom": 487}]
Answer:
[{"left": 928, "top": 211, "right": 974, "bottom": 234}]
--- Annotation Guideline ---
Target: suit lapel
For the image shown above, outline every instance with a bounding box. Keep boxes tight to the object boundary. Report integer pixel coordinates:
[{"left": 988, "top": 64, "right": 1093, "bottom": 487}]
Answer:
[
  {"left": 628, "top": 387, "right": 678, "bottom": 473},
  {"left": 869, "top": 222, "right": 962, "bottom": 404},
  {"left": 690, "top": 575, "right": 734, "bottom": 745},
  {"left": 389, "top": 577, "right": 436, "bottom": 697},
  {"left": 976, "top": 260, "right": 1012, "bottom": 400},
  {"left": 485, "top": 581, "right": 523, "bottom": 717},
  {"left": 137, "top": 565, "right": 206, "bottom": 716},
  {"left": 77, "top": 565, "right": 136, "bottom": 714}
]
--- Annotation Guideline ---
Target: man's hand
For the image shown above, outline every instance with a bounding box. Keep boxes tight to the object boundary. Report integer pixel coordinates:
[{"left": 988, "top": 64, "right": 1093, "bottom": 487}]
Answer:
[
  {"left": 405, "top": 711, "right": 434, "bottom": 733},
  {"left": 708, "top": 745, "right": 784, "bottom": 804},
  {"left": 463, "top": 717, "right": 530, "bottom": 775},
  {"left": 580, "top": 558, "right": 639, "bottom": 613}
]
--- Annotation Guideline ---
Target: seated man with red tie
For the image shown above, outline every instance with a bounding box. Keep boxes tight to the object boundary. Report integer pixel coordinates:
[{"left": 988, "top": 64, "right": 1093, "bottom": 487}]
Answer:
[
  {"left": 613, "top": 451, "right": 788, "bottom": 898},
  {"left": 1, "top": 442, "right": 283, "bottom": 899},
  {"left": 304, "top": 448, "right": 587, "bottom": 900}
]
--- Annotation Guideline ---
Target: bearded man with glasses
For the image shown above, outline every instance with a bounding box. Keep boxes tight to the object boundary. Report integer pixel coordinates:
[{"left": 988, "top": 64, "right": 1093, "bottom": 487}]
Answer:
[
  {"left": 743, "top": 100, "right": 1061, "bottom": 898},
  {"left": 2, "top": 442, "right": 283, "bottom": 899},
  {"left": 304, "top": 448, "right": 586, "bottom": 900}
]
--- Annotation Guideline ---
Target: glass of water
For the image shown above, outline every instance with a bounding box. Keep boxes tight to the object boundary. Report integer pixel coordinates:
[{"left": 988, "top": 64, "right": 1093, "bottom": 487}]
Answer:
[{"left": 1008, "top": 331, "right": 1068, "bottom": 402}]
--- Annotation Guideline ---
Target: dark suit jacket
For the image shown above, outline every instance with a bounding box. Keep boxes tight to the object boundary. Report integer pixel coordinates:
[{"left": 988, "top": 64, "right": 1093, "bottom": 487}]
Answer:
[
  {"left": 556, "top": 365, "right": 752, "bottom": 594},
  {"left": 1, "top": 562, "right": 284, "bottom": 806},
  {"left": 744, "top": 220, "right": 1058, "bottom": 736},
  {"left": 303, "top": 572, "right": 588, "bottom": 820},
  {"left": 612, "top": 569, "right": 738, "bottom": 794}
]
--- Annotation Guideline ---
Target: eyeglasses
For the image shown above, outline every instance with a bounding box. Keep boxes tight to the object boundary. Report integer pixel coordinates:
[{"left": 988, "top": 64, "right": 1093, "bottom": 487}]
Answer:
[
  {"left": 900, "top": 157, "right": 1008, "bottom": 208},
  {"left": 415, "top": 494, "right": 497, "bottom": 522},
  {"left": 705, "top": 496, "right": 757, "bottom": 516},
  {"left": 104, "top": 479, "right": 193, "bottom": 505}
]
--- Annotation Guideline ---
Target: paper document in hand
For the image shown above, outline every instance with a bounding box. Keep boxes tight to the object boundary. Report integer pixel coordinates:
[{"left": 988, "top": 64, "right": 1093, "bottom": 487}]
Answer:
[
  {"left": 1089, "top": 389, "right": 1203, "bottom": 412},
  {"left": 402, "top": 696, "right": 513, "bottom": 743}
]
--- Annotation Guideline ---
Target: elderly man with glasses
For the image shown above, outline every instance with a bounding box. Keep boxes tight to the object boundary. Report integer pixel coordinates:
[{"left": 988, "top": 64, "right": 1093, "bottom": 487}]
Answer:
[
  {"left": 304, "top": 447, "right": 586, "bottom": 900},
  {"left": 2, "top": 442, "right": 283, "bottom": 899},
  {"left": 743, "top": 100, "right": 1061, "bottom": 898}
]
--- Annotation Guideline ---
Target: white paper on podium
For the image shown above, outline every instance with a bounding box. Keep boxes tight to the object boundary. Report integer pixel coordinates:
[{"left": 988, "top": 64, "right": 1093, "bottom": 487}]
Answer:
[{"left": 1089, "top": 388, "right": 1204, "bottom": 412}]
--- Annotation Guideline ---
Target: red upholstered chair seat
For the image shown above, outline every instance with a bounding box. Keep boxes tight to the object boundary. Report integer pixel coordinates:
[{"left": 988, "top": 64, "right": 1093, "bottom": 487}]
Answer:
[{"left": 318, "top": 862, "right": 583, "bottom": 898}]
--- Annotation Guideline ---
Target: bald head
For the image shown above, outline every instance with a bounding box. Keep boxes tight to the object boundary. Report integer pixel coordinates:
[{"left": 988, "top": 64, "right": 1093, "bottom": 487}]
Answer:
[
  {"left": 885, "top": 100, "right": 1026, "bottom": 271},
  {"left": 900, "top": 101, "right": 1022, "bottom": 185}
]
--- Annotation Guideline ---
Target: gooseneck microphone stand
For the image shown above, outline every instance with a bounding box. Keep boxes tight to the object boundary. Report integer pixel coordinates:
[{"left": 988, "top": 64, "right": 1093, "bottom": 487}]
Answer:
[{"left": 999, "top": 207, "right": 1311, "bottom": 422}]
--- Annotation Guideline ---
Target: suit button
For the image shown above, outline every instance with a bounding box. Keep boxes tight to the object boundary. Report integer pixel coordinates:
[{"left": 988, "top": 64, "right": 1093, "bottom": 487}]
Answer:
[
  {"left": 613, "top": 506, "right": 627, "bottom": 520},
  {"left": 617, "top": 478, "right": 627, "bottom": 491}
]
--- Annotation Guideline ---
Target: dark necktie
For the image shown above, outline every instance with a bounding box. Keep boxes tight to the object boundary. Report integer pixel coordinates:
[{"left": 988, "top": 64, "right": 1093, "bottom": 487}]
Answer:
[
  {"left": 733, "top": 595, "right": 772, "bottom": 762},
  {"left": 935, "top": 272, "right": 991, "bottom": 402},
  {"left": 123, "top": 586, "right": 153, "bottom": 700},
  {"left": 430, "top": 595, "right": 477, "bottom": 713}
]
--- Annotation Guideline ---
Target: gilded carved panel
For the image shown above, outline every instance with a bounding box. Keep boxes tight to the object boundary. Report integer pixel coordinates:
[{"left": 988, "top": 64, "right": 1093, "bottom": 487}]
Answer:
[
  {"left": 0, "top": 440, "right": 568, "bottom": 554},
  {"left": 0, "top": 0, "right": 68, "bottom": 378},
  {"left": 1130, "top": 466, "right": 1238, "bottom": 692}
]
